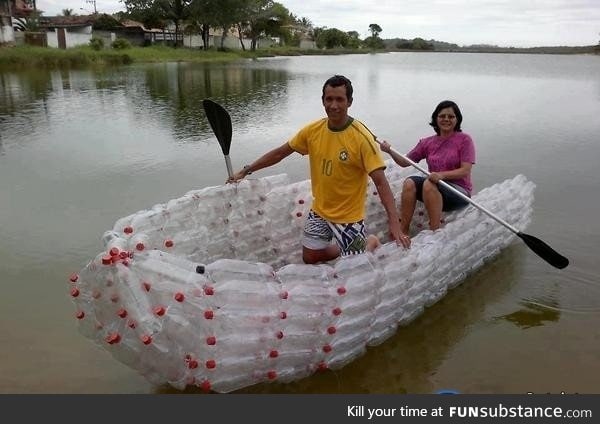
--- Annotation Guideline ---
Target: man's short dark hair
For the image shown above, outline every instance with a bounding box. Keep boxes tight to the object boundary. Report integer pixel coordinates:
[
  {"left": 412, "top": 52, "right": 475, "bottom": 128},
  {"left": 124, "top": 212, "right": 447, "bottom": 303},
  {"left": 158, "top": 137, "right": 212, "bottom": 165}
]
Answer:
[{"left": 322, "top": 75, "right": 353, "bottom": 102}]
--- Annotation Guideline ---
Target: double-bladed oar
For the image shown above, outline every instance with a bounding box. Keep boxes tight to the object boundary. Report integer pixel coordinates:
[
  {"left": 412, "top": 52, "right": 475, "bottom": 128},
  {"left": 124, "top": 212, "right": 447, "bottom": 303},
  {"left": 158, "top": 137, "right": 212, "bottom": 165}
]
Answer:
[
  {"left": 376, "top": 140, "right": 569, "bottom": 269},
  {"left": 202, "top": 99, "right": 233, "bottom": 179}
]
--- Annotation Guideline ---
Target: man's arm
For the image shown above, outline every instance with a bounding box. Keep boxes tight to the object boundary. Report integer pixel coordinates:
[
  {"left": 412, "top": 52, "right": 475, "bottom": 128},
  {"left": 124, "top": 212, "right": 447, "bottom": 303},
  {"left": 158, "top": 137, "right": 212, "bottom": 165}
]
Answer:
[
  {"left": 228, "top": 142, "right": 295, "bottom": 183},
  {"left": 369, "top": 168, "right": 410, "bottom": 248}
]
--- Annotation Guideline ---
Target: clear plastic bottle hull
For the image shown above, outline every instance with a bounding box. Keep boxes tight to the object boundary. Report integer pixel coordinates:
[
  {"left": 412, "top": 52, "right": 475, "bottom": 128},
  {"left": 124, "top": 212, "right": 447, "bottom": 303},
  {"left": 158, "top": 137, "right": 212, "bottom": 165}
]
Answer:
[{"left": 69, "top": 171, "right": 536, "bottom": 392}]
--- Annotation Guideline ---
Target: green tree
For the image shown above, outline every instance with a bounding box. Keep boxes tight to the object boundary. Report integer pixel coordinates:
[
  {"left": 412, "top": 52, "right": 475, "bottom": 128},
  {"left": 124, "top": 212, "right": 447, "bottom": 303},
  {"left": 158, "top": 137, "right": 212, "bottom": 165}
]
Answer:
[
  {"left": 411, "top": 37, "right": 434, "bottom": 50},
  {"left": 364, "top": 23, "right": 383, "bottom": 49},
  {"left": 92, "top": 14, "right": 121, "bottom": 30},
  {"left": 187, "top": 0, "right": 235, "bottom": 50},
  {"left": 368, "top": 23, "right": 382, "bottom": 38},
  {"left": 62, "top": 8, "right": 73, "bottom": 16},
  {"left": 241, "top": 0, "right": 291, "bottom": 50},
  {"left": 122, "top": 0, "right": 166, "bottom": 30},
  {"left": 316, "top": 27, "right": 349, "bottom": 49},
  {"left": 346, "top": 30, "right": 360, "bottom": 49},
  {"left": 157, "top": 0, "right": 192, "bottom": 47}
]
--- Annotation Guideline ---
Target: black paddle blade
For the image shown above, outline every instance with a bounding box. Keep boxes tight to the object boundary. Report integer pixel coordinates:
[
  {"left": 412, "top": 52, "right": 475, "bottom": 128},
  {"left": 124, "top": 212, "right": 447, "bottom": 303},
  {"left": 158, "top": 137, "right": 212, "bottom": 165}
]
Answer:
[
  {"left": 517, "top": 232, "right": 569, "bottom": 269},
  {"left": 202, "top": 99, "right": 232, "bottom": 156}
]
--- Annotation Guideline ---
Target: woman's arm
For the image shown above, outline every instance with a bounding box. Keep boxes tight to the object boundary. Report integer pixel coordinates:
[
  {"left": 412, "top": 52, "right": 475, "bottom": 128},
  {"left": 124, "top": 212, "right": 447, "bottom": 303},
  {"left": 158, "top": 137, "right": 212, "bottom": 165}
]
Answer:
[
  {"left": 379, "top": 140, "right": 412, "bottom": 168},
  {"left": 429, "top": 162, "right": 472, "bottom": 183}
]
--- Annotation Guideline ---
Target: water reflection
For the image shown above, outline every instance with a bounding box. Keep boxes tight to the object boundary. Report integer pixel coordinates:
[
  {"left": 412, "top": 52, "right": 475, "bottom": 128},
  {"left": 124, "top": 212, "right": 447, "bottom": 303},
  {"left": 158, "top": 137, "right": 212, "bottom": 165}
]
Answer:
[
  {"left": 138, "top": 63, "right": 290, "bottom": 142},
  {"left": 498, "top": 301, "right": 561, "bottom": 329},
  {"left": 155, "top": 246, "right": 525, "bottom": 394},
  {"left": 0, "top": 63, "right": 291, "bottom": 151}
]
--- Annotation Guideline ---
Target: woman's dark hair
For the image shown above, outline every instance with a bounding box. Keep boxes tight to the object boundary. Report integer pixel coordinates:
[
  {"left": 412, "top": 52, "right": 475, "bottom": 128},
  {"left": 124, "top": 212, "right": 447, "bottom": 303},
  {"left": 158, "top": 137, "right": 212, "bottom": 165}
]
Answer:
[
  {"left": 429, "top": 100, "right": 462, "bottom": 135},
  {"left": 322, "top": 75, "right": 353, "bottom": 102}
]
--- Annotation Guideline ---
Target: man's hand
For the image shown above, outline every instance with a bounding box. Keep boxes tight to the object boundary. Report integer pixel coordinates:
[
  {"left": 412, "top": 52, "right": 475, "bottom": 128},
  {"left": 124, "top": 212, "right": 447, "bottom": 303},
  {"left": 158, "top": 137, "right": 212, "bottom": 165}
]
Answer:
[
  {"left": 226, "top": 169, "right": 247, "bottom": 184},
  {"left": 390, "top": 218, "right": 411, "bottom": 249}
]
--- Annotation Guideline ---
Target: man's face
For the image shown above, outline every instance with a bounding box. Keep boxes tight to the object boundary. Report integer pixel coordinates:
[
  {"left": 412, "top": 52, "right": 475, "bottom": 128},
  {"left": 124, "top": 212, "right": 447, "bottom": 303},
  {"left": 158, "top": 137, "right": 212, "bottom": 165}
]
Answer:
[{"left": 322, "top": 85, "right": 352, "bottom": 126}]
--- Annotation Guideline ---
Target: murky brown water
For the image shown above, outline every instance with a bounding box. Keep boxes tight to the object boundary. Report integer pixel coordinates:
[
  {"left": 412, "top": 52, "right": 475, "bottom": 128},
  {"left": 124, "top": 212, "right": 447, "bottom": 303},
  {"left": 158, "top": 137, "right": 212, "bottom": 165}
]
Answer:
[{"left": 1, "top": 53, "right": 599, "bottom": 393}]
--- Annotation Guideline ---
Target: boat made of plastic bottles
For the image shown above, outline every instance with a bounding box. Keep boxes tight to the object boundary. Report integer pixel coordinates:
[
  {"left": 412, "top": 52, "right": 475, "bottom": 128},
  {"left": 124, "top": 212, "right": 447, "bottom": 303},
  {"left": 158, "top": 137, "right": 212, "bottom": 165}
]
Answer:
[{"left": 68, "top": 164, "right": 535, "bottom": 392}]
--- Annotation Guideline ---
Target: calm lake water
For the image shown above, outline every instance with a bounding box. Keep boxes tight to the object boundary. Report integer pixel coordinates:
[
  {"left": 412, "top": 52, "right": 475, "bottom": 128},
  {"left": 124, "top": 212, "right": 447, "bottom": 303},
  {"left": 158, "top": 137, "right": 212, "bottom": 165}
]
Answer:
[{"left": 1, "top": 52, "right": 599, "bottom": 394}]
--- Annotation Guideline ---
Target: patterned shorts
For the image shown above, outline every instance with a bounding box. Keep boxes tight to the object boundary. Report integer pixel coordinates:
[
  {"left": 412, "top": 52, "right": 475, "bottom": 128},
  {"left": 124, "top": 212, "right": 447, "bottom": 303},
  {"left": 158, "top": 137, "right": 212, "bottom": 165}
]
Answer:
[{"left": 302, "top": 210, "right": 367, "bottom": 256}]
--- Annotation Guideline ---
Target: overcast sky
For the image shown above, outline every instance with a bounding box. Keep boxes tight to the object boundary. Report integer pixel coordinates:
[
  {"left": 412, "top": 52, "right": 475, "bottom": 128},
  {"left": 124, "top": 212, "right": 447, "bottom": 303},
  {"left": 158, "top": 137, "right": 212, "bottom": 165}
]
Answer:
[{"left": 36, "top": 0, "right": 600, "bottom": 47}]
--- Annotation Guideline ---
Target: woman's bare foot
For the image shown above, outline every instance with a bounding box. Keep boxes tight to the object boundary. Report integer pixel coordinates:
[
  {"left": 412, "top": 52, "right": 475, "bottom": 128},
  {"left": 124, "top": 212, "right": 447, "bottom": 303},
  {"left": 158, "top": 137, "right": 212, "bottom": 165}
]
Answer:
[{"left": 366, "top": 234, "right": 381, "bottom": 252}]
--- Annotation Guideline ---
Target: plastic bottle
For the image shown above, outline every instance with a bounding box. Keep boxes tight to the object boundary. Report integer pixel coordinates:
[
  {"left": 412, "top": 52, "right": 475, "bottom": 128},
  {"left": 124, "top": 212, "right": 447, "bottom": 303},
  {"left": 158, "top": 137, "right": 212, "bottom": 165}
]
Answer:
[{"left": 129, "top": 233, "right": 152, "bottom": 252}]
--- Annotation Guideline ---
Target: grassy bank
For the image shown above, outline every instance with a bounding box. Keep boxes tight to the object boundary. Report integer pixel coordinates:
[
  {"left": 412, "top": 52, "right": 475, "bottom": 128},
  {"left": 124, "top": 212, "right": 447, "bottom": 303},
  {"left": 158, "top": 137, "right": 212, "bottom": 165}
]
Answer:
[
  {"left": 0, "top": 44, "right": 377, "bottom": 70},
  {"left": 3, "top": 43, "right": 595, "bottom": 71},
  {"left": 0, "top": 45, "right": 250, "bottom": 70}
]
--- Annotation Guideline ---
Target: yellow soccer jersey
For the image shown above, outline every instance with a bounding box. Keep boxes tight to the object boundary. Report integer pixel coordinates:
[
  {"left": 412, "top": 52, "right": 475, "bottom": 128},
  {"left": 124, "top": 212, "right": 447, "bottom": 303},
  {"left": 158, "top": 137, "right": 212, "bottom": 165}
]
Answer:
[{"left": 288, "top": 117, "right": 385, "bottom": 223}]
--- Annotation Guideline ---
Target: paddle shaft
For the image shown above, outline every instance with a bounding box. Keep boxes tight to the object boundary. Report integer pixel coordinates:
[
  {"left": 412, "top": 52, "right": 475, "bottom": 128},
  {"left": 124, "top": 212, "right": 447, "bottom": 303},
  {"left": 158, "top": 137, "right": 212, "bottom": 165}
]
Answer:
[
  {"left": 377, "top": 140, "right": 521, "bottom": 234},
  {"left": 224, "top": 155, "right": 233, "bottom": 179}
]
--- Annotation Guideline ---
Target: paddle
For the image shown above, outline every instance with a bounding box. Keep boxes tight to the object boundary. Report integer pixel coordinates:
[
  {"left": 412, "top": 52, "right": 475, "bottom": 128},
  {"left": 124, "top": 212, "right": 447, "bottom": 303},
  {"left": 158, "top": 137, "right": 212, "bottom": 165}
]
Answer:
[
  {"left": 202, "top": 99, "right": 233, "bottom": 178},
  {"left": 377, "top": 140, "right": 569, "bottom": 269}
]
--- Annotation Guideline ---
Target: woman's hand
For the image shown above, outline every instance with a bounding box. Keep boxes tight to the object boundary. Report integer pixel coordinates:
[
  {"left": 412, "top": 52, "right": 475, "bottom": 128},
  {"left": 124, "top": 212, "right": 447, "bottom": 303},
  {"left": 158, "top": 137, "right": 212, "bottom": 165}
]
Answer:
[{"left": 428, "top": 172, "right": 443, "bottom": 183}]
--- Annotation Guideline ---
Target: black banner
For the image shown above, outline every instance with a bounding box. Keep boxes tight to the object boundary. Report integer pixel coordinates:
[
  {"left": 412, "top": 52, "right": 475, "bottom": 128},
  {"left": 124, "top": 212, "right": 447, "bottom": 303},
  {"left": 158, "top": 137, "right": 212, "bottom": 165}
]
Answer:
[{"left": 1, "top": 394, "right": 596, "bottom": 424}]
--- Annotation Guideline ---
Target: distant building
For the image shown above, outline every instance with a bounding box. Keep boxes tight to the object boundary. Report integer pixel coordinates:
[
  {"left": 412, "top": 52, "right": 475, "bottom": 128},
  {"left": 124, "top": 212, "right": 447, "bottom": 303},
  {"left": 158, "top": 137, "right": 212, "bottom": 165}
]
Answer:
[
  {"left": 38, "top": 15, "right": 96, "bottom": 48},
  {"left": 1, "top": 0, "right": 38, "bottom": 44}
]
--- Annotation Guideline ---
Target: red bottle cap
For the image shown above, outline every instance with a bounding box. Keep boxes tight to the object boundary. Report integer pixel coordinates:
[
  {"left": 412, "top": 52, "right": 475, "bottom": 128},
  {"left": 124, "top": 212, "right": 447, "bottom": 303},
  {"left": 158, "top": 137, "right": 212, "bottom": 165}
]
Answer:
[{"left": 105, "top": 333, "right": 121, "bottom": 344}]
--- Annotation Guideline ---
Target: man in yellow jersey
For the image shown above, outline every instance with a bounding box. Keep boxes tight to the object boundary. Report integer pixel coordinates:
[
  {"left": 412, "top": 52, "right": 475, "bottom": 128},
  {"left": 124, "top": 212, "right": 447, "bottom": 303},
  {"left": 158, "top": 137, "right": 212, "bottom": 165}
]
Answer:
[{"left": 228, "top": 75, "right": 410, "bottom": 264}]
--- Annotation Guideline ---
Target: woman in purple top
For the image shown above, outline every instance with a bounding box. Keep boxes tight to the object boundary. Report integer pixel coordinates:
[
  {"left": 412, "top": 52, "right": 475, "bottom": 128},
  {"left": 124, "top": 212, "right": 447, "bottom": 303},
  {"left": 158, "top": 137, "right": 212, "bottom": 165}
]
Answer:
[{"left": 380, "top": 100, "right": 476, "bottom": 237}]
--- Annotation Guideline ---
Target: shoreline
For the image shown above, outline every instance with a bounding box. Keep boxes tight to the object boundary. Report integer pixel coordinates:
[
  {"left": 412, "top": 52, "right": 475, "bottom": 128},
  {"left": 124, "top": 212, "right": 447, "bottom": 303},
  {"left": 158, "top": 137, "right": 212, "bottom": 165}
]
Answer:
[{"left": 1, "top": 44, "right": 598, "bottom": 71}]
